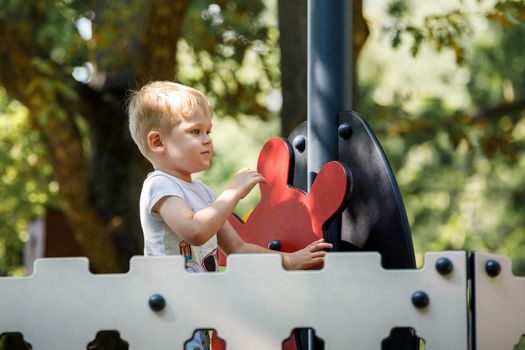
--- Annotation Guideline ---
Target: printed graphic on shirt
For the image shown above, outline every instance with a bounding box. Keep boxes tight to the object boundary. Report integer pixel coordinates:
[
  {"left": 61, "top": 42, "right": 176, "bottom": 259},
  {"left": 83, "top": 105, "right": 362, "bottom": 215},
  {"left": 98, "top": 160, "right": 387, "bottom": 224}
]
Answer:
[
  {"left": 201, "top": 248, "right": 218, "bottom": 272},
  {"left": 180, "top": 241, "right": 217, "bottom": 273},
  {"left": 185, "top": 260, "right": 204, "bottom": 273},
  {"left": 179, "top": 241, "right": 192, "bottom": 261}
]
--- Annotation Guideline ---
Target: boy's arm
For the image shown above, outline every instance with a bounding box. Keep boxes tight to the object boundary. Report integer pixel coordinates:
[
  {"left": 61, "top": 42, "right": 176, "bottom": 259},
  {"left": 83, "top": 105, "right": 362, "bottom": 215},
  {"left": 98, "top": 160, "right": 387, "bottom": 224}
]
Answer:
[
  {"left": 217, "top": 221, "right": 333, "bottom": 270},
  {"left": 155, "top": 169, "right": 264, "bottom": 246}
]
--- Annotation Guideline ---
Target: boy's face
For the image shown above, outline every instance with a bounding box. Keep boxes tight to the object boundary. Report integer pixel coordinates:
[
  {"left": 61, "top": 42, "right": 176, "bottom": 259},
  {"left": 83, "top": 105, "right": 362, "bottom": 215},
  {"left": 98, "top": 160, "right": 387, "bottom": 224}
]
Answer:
[{"left": 160, "top": 108, "right": 213, "bottom": 181}]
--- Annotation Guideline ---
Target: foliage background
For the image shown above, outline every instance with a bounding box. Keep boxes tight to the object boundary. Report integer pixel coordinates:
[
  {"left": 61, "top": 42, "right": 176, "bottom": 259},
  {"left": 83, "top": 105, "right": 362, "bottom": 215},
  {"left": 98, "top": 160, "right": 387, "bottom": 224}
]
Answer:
[
  {"left": 360, "top": 0, "right": 525, "bottom": 270},
  {"left": 0, "top": 0, "right": 524, "bottom": 278}
]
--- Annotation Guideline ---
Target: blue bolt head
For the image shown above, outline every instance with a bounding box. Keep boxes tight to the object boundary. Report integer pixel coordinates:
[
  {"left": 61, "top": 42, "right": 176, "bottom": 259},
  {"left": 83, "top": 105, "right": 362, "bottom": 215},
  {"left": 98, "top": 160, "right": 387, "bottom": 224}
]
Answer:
[
  {"left": 338, "top": 122, "right": 353, "bottom": 139},
  {"left": 411, "top": 291, "right": 429, "bottom": 309},
  {"left": 485, "top": 260, "right": 501, "bottom": 277},
  {"left": 435, "top": 257, "right": 453, "bottom": 275},
  {"left": 268, "top": 240, "right": 282, "bottom": 251},
  {"left": 149, "top": 294, "right": 166, "bottom": 312},
  {"left": 292, "top": 135, "right": 306, "bottom": 153}
]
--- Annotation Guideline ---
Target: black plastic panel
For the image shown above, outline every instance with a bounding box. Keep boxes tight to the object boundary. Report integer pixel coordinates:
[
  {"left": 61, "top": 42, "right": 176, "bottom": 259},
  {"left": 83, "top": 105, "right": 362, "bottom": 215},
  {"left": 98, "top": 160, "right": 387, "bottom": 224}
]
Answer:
[
  {"left": 288, "top": 112, "right": 415, "bottom": 269},
  {"left": 288, "top": 112, "right": 418, "bottom": 350}
]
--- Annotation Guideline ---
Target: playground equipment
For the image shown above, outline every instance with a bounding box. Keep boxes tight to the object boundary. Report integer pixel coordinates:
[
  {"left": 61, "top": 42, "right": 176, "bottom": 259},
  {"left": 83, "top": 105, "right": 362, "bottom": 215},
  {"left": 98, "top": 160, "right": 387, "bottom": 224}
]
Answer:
[
  {"left": 1, "top": 121, "right": 525, "bottom": 349},
  {"left": 0, "top": 251, "right": 469, "bottom": 349},
  {"left": 2, "top": 0, "right": 524, "bottom": 348}
]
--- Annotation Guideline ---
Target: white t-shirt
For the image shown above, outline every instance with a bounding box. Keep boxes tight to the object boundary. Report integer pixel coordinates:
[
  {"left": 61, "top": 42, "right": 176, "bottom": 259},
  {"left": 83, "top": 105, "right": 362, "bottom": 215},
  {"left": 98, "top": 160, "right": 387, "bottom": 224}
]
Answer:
[{"left": 140, "top": 170, "right": 218, "bottom": 273}]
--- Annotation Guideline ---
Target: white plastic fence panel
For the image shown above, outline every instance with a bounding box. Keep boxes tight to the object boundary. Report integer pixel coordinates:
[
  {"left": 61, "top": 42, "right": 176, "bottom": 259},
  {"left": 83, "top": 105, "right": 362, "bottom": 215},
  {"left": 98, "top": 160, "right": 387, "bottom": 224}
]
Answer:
[
  {"left": 0, "top": 251, "right": 468, "bottom": 350},
  {"left": 474, "top": 252, "right": 525, "bottom": 350}
]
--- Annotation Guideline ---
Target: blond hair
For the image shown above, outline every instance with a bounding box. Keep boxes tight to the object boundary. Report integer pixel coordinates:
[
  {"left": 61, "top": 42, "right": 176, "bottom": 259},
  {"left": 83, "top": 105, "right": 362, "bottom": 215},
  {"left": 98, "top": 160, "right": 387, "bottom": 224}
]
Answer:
[{"left": 128, "top": 81, "right": 212, "bottom": 159}]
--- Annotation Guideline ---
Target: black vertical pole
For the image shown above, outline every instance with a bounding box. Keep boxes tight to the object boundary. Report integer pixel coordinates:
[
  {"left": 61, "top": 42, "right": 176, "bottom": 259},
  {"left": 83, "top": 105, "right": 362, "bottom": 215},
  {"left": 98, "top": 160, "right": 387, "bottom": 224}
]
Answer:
[
  {"left": 307, "top": 0, "right": 353, "bottom": 252},
  {"left": 305, "top": 1, "right": 352, "bottom": 349},
  {"left": 307, "top": 0, "right": 353, "bottom": 188},
  {"left": 306, "top": 3, "right": 419, "bottom": 349}
]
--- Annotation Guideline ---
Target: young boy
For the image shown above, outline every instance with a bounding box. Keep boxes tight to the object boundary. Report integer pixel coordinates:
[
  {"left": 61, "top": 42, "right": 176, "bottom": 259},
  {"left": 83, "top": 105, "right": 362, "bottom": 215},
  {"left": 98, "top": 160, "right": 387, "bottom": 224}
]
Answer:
[{"left": 128, "top": 81, "right": 332, "bottom": 348}]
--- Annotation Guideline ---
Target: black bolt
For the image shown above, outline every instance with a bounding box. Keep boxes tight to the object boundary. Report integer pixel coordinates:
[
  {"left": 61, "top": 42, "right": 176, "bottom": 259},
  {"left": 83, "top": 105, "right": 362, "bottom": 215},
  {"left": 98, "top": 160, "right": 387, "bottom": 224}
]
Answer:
[
  {"left": 435, "top": 257, "right": 453, "bottom": 275},
  {"left": 268, "top": 240, "right": 282, "bottom": 251},
  {"left": 149, "top": 294, "right": 166, "bottom": 312},
  {"left": 338, "top": 122, "right": 353, "bottom": 139},
  {"left": 292, "top": 135, "right": 306, "bottom": 153},
  {"left": 485, "top": 260, "right": 501, "bottom": 277},
  {"left": 411, "top": 291, "right": 429, "bottom": 309}
]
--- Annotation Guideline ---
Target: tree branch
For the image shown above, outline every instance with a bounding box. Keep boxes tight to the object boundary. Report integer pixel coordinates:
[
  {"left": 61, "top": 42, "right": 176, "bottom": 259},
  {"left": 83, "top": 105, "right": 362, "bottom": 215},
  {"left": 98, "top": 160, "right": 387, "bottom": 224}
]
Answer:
[
  {"left": 472, "top": 98, "right": 525, "bottom": 122},
  {"left": 384, "top": 98, "right": 525, "bottom": 137}
]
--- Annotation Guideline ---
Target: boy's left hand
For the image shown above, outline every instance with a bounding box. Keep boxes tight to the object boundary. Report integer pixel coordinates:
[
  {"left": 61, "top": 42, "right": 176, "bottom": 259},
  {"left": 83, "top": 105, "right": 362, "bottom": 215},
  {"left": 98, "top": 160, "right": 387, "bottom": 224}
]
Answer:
[{"left": 284, "top": 239, "right": 333, "bottom": 270}]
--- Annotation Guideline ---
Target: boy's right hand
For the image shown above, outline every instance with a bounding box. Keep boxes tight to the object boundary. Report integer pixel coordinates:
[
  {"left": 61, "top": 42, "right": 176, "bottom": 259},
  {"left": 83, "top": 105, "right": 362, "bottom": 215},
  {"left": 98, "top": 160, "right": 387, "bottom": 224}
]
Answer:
[
  {"left": 227, "top": 168, "right": 266, "bottom": 199},
  {"left": 284, "top": 238, "right": 333, "bottom": 270}
]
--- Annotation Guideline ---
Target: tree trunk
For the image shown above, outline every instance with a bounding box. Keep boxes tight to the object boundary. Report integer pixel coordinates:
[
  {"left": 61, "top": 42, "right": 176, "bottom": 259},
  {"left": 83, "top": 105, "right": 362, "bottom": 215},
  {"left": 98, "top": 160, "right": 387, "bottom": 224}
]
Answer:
[
  {"left": 0, "top": 19, "right": 122, "bottom": 272},
  {"left": 278, "top": 0, "right": 308, "bottom": 137},
  {"left": 0, "top": 0, "right": 192, "bottom": 272}
]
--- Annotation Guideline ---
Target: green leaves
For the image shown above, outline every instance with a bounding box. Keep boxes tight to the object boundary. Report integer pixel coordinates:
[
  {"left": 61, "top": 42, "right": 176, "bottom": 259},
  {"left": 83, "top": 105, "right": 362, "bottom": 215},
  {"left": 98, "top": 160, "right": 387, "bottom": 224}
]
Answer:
[
  {"left": 384, "top": 2, "right": 472, "bottom": 63},
  {"left": 364, "top": 1, "right": 525, "bottom": 272},
  {"left": 424, "top": 10, "right": 472, "bottom": 64},
  {"left": 487, "top": 0, "right": 525, "bottom": 28},
  {"left": 0, "top": 89, "right": 60, "bottom": 275},
  {"left": 178, "top": 0, "right": 279, "bottom": 120},
  {"left": 383, "top": 0, "right": 525, "bottom": 64}
]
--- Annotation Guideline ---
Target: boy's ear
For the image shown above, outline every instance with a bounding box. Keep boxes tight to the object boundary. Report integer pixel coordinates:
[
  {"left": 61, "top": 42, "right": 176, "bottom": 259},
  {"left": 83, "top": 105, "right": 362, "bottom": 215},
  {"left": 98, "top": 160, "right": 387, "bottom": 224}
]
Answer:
[{"left": 147, "top": 131, "right": 164, "bottom": 153}]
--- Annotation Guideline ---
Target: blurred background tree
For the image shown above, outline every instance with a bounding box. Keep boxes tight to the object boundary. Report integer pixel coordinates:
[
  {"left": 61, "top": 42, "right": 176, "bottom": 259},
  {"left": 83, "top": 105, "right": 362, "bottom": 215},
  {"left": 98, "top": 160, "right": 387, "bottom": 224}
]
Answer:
[
  {"left": 359, "top": 0, "right": 525, "bottom": 271},
  {"left": 0, "top": 0, "right": 524, "bottom": 276},
  {"left": 0, "top": 0, "right": 281, "bottom": 273}
]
